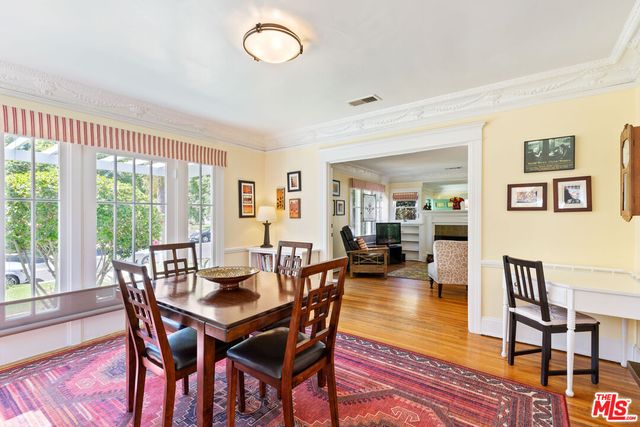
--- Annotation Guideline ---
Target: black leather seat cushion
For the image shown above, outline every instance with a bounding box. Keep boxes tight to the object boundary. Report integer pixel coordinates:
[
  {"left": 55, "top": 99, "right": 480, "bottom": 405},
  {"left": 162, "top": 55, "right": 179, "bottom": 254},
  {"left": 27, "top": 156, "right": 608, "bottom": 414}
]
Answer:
[
  {"left": 162, "top": 317, "right": 187, "bottom": 331},
  {"left": 261, "top": 316, "right": 292, "bottom": 331},
  {"left": 146, "top": 327, "right": 239, "bottom": 371},
  {"left": 226, "top": 327, "right": 326, "bottom": 379}
]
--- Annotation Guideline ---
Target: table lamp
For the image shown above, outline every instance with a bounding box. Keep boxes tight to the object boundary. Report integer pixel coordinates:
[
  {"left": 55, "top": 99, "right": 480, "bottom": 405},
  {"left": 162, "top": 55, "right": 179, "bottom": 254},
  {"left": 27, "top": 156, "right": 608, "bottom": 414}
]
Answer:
[{"left": 257, "top": 206, "right": 276, "bottom": 248}]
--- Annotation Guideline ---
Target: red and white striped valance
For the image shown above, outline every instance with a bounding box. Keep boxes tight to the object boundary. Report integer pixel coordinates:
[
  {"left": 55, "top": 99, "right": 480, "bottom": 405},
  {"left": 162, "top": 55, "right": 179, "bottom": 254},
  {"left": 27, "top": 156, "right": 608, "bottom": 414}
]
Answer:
[
  {"left": 350, "top": 178, "right": 386, "bottom": 193},
  {"left": 392, "top": 192, "right": 419, "bottom": 201},
  {"left": 2, "top": 105, "right": 227, "bottom": 167}
]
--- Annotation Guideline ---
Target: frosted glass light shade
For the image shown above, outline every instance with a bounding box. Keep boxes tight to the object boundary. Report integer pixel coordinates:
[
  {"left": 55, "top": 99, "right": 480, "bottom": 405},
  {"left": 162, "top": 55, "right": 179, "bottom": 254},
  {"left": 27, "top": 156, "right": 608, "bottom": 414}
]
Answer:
[
  {"left": 243, "top": 23, "right": 303, "bottom": 63},
  {"left": 257, "top": 206, "right": 277, "bottom": 222}
]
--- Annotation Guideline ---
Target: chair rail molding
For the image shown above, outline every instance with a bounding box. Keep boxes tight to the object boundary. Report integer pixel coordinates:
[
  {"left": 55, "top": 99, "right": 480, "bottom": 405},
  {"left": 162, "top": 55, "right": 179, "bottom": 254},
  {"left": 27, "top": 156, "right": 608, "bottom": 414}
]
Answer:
[{"left": 320, "top": 121, "right": 484, "bottom": 334}]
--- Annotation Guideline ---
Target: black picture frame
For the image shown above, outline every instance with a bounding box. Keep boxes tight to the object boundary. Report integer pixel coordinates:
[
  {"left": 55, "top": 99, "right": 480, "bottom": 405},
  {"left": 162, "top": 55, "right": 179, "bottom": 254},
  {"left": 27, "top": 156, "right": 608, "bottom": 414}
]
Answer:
[
  {"left": 238, "top": 180, "right": 256, "bottom": 218},
  {"left": 332, "top": 179, "right": 341, "bottom": 196},
  {"left": 335, "top": 200, "right": 345, "bottom": 216},
  {"left": 287, "top": 171, "right": 302, "bottom": 192},
  {"left": 524, "top": 135, "right": 575, "bottom": 173}
]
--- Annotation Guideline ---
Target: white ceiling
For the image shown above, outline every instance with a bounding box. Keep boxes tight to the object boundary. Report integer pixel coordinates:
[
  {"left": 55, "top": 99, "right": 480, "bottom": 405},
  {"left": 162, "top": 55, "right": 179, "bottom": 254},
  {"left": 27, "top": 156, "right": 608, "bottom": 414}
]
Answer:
[
  {"left": 337, "top": 147, "right": 468, "bottom": 183},
  {"left": 0, "top": 0, "right": 634, "bottom": 143}
]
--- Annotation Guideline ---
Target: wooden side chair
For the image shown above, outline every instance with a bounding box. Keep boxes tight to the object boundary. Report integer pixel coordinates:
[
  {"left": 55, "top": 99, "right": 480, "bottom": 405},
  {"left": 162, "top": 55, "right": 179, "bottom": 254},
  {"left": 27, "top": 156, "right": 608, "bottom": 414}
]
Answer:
[
  {"left": 226, "top": 257, "right": 348, "bottom": 427},
  {"left": 114, "top": 260, "right": 238, "bottom": 427},
  {"left": 502, "top": 255, "right": 599, "bottom": 386},
  {"left": 274, "top": 241, "right": 313, "bottom": 277}
]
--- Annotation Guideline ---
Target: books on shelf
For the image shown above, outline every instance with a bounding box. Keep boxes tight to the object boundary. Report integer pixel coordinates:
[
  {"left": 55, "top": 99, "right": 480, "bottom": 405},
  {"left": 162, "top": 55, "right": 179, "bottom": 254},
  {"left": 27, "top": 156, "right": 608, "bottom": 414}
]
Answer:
[{"left": 256, "top": 253, "right": 274, "bottom": 272}]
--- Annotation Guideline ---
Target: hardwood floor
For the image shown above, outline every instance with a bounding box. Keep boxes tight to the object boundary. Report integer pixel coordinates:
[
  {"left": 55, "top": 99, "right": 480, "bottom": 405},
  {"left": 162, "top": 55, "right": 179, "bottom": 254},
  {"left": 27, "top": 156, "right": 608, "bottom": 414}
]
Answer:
[{"left": 339, "top": 271, "right": 640, "bottom": 426}]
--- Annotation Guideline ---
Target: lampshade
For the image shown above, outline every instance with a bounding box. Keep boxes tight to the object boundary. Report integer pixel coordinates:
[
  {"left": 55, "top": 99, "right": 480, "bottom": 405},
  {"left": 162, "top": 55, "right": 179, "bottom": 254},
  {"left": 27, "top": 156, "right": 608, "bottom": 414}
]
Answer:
[
  {"left": 256, "top": 206, "right": 277, "bottom": 222},
  {"left": 243, "top": 23, "right": 303, "bottom": 63}
]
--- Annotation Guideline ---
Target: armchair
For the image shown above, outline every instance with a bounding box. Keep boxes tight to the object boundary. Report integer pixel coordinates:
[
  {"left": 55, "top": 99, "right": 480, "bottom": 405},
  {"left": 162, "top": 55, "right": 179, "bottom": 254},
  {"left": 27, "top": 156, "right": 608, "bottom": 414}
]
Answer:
[
  {"left": 428, "top": 240, "right": 467, "bottom": 298},
  {"left": 340, "top": 226, "right": 388, "bottom": 278}
]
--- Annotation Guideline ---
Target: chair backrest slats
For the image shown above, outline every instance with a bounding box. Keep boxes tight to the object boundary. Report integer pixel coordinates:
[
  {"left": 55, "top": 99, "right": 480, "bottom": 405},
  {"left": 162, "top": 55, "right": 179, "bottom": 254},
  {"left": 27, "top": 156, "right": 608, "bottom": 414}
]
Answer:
[
  {"left": 149, "top": 242, "right": 199, "bottom": 279},
  {"left": 502, "top": 255, "right": 551, "bottom": 322},
  {"left": 282, "top": 257, "right": 348, "bottom": 378},
  {"left": 275, "top": 241, "right": 313, "bottom": 277}
]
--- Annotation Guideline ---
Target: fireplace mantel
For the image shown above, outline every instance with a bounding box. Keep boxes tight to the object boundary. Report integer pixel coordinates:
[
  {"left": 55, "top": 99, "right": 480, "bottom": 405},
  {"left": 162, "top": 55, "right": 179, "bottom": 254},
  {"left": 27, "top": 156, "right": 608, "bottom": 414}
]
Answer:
[{"left": 421, "top": 210, "right": 468, "bottom": 258}]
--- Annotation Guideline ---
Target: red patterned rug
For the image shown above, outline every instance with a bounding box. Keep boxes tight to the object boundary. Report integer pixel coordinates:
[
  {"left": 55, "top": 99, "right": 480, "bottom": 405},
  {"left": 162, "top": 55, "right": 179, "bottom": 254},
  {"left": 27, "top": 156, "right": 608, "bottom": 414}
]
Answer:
[{"left": 0, "top": 333, "right": 568, "bottom": 426}]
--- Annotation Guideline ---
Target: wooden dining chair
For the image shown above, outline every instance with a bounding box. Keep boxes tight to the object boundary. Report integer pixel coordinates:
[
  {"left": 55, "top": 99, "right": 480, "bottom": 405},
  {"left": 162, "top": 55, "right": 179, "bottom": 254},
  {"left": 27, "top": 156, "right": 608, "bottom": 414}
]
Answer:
[
  {"left": 149, "top": 242, "right": 199, "bottom": 279},
  {"left": 274, "top": 241, "right": 313, "bottom": 276},
  {"left": 226, "top": 257, "right": 348, "bottom": 427},
  {"left": 502, "top": 255, "right": 599, "bottom": 386},
  {"left": 114, "top": 260, "right": 238, "bottom": 427}
]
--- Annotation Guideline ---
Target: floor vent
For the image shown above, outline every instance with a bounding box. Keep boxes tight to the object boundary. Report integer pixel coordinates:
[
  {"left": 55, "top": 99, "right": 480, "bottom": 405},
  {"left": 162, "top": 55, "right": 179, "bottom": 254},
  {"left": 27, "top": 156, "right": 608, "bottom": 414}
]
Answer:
[{"left": 348, "top": 95, "right": 381, "bottom": 107}]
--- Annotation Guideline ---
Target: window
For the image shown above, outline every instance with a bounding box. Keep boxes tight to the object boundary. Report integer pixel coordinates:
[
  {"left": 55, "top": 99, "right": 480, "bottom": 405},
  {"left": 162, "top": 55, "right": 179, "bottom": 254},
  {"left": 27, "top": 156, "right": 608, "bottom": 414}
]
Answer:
[
  {"left": 392, "top": 192, "right": 420, "bottom": 221},
  {"left": 350, "top": 188, "right": 384, "bottom": 236},
  {"left": 3, "top": 135, "right": 60, "bottom": 316},
  {"left": 188, "top": 163, "right": 214, "bottom": 268},
  {"left": 95, "top": 154, "right": 167, "bottom": 286}
]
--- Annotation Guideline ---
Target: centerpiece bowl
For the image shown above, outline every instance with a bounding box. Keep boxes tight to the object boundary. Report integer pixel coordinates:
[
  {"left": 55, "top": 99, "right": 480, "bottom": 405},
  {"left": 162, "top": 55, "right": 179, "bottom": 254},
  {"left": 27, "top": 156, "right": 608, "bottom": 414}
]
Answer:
[{"left": 196, "top": 266, "right": 259, "bottom": 290}]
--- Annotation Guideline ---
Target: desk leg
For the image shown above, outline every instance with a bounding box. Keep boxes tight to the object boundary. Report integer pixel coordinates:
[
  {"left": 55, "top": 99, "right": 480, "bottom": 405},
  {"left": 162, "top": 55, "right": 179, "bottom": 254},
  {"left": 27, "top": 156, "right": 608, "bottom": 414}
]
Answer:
[
  {"left": 566, "top": 290, "right": 576, "bottom": 397},
  {"left": 501, "top": 281, "right": 508, "bottom": 358},
  {"left": 621, "top": 319, "right": 628, "bottom": 368},
  {"left": 197, "top": 322, "right": 215, "bottom": 427},
  {"left": 126, "top": 327, "right": 135, "bottom": 412}
]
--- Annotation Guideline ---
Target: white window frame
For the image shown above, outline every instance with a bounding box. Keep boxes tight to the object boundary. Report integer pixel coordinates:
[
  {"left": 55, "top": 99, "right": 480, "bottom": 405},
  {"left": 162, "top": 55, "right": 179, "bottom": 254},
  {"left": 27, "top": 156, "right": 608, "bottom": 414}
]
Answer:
[
  {"left": 391, "top": 189, "right": 421, "bottom": 223},
  {"left": 350, "top": 188, "right": 385, "bottom": 236}
]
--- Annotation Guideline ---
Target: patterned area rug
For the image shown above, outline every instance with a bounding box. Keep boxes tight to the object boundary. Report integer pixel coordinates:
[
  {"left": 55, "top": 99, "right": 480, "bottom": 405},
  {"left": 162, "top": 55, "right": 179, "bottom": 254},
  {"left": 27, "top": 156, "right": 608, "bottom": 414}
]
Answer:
[
  {"left": 0, "top": 333, "right": 569, "bottom": 426},
  {"left": 388, "top": 261, "right": 430, "bottom": 281}
]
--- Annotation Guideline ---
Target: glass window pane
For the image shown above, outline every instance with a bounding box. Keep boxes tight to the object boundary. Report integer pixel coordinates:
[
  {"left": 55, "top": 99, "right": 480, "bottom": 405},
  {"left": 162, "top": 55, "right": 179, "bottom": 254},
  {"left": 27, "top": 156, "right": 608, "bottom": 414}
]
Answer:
[
  {"left": 200, "top": 217, "right": 212, "bottom": 268},
  {"left": 152, "top": 205, "right": 166, "bottom": 246},
  {"left": 188, "top": 206, "right": 201, "bottom": 243},
  {"left": 35, "top": 202, "right": 58, "bottom": 296},
  {"left": 116, "top": 157, "right": 134, "bottom": 202},
  {"left": 34, "top": 140, "right": 59, "bottom": 200},
  {"left": 96, "top": 154, "right": 115, "bottom": 202},
  {"left": 153, "top": 162, "right": 166, "bottom": 204},
  {"left": 188, "top": 163, "right": 200, "bottom": 204},
  {"left": 135, "top": 158, "right": 151, "bottom": 203},
  {"left": 5, "top": 201, "right": 32, "bottom": 300},
  {"left": 134, "top": 205, "right": 150, "bottom": 265},
  {"left": 116, "top": 204, "right": 133, "bottom": 261},
  {"left": 4, "top": 135, "right": 32, "bottom": 200},
  {"left": 201, "top": 165, "right": 213, "bottom": 205},
  {"left": 96, "top": 203, "right": 114, "bottom": 286}
]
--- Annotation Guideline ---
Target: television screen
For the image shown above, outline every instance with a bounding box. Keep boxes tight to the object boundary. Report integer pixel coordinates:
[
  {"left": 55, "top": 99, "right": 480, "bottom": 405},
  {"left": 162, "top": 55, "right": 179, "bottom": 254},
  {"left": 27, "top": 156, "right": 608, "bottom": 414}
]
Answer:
[{"left": 376, "top": 222, "right": 401, "bottom": 245}]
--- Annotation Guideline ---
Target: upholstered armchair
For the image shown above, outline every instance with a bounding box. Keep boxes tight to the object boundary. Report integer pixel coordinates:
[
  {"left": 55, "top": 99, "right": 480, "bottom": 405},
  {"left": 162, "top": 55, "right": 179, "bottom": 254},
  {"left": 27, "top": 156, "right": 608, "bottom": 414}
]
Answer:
[
  {"left": 428, "top": 240, "right": 468, "bottom": 298},
  {"left": 340, "top": 226, "right": 388, "bottom": 278}
]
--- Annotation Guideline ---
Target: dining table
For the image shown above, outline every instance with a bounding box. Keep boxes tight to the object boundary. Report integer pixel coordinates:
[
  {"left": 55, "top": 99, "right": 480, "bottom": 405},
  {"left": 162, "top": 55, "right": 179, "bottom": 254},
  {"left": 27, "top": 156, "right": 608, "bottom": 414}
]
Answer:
[{"left": 125, "top": 270, "right": 309, "bottom": 427}]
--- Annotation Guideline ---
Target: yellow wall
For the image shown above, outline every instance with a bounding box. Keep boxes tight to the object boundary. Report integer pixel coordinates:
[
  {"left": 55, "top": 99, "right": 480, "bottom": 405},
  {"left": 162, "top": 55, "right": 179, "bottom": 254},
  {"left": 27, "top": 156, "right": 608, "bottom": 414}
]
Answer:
[{"left": 331, "top": 170, "right": 351, "bottom": 258}]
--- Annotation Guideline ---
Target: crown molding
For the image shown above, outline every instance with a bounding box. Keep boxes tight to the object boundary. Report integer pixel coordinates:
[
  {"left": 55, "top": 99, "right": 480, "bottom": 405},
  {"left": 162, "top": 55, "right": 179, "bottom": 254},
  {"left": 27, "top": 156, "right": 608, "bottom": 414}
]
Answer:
[{"left": 0, "top": 61, "right": 268, "bottom": 151}]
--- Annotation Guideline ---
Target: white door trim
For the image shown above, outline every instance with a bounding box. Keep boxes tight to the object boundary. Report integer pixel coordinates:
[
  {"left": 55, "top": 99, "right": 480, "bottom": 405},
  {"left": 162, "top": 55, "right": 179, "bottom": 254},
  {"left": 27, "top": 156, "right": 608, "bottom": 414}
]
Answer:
[{"left": 318, "top": 121, "right": 485, "bottom": 334}]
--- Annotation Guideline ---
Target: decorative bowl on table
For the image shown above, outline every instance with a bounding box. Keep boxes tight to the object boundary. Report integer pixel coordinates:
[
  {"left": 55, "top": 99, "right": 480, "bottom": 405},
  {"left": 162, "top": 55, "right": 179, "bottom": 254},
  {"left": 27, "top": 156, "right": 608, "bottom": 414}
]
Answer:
[{"left": 196, "top": 266, "right": 259, "bottom": 290}]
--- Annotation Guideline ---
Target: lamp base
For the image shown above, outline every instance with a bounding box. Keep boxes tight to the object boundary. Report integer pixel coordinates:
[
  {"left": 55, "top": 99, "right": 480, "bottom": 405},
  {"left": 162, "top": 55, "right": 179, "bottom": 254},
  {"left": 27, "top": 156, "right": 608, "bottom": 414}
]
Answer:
[
  {"left": 260, "top": 244, "right": 273, "bottom": 248},
  {"left": 261, "top": 221, "right": 272, "bottom": 248}
]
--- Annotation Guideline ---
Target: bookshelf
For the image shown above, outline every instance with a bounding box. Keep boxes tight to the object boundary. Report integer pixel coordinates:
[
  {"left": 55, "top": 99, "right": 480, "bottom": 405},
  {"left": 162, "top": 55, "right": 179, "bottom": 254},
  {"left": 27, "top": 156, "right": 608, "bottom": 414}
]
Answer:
[{"left": 247, "top": 246, "right": 321, "bottom": 272}]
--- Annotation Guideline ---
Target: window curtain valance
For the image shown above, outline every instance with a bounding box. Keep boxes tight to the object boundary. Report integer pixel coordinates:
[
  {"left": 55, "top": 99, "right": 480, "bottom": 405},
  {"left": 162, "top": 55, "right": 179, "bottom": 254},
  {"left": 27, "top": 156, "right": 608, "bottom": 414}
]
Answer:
[
  {"left": 350, "top": 178, "right": 385, "bottom": 193},
  {"left": 392, "top": 192, "right": 419, "bottom": 201},
  {"left": 2, "top": 105, "right": 227, "bottom": 167}
]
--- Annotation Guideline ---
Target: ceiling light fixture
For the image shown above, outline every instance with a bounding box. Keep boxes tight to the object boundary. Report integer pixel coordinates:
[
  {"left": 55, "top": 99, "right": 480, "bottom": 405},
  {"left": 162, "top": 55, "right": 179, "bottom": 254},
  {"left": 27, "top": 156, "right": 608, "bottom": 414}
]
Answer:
[{"left": 243, "top": 23, "right": 303, "bottom": 63}]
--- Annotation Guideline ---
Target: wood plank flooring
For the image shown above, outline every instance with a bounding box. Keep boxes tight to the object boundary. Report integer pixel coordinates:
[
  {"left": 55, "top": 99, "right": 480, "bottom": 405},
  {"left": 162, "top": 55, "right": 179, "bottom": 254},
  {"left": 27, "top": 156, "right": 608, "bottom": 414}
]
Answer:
[{"left": 339, "top": 270, "right": 640, "bottom": 426}]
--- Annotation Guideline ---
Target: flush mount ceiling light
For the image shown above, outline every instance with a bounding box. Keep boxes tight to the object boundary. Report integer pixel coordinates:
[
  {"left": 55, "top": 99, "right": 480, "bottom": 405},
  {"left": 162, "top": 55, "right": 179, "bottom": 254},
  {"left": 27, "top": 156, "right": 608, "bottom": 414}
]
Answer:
[{"left": 243, "top": 23, "right": 303, "bottom": 63}]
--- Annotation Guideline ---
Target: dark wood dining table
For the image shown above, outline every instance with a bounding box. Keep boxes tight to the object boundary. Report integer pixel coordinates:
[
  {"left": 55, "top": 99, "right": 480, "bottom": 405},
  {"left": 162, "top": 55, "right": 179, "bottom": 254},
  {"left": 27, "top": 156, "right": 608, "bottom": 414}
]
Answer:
[{"left": 125, "top": 271, "right": 308, "bottom": 427}]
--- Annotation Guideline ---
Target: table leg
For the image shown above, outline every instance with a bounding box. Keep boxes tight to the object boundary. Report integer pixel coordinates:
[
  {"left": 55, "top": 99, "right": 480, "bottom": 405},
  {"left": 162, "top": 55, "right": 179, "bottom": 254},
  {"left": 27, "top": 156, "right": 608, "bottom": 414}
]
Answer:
[
  {"left": 621, "top": 319, "right": 628, "bottom": 368},
  {"left": 126, "top": 327, "right": 135, "bottom": 412},
  {"left": 566, "top": 290, "right": 576, "bottom": 397},
  {"left": 197, "top": 322, "right": 215, "bottom": 427},
  {"left": 501, "top": 280, "right": 508, "bottom": 358}
]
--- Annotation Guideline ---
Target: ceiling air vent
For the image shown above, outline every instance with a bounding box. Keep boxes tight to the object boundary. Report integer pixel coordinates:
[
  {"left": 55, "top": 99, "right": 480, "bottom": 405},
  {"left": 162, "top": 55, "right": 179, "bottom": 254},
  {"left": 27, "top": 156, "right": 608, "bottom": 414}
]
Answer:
[{"left": 348, "top": 94, "right": 381, "bottom": 107}]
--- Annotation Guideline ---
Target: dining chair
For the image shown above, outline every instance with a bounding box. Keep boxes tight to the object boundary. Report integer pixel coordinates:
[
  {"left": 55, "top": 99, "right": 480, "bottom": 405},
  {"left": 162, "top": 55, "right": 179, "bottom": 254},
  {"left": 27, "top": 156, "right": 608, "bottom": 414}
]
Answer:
[
  {"left": 149, "top": 242, "right": 199, "bottom": 280},
  {"left": 114, "top": 260, "right": 239, "bottom": 427},
  {"left": 225, "top": 257, "right": 348, "bottom": 427},
  {"left": 502, "top": 255, "right": 599, "bottom": 386}
]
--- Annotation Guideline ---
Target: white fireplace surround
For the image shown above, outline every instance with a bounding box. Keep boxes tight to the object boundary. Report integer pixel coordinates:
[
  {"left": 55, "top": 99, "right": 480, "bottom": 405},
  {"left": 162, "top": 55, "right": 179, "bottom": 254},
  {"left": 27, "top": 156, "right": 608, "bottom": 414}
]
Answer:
[{"left": 421, "top": 211, "right": 469, "bottom": 259}]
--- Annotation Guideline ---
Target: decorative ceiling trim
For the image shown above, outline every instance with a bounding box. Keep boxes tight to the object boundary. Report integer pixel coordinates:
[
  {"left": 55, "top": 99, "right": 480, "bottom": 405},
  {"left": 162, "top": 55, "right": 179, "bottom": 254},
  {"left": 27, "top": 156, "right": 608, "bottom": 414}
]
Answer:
[
  {"left": 0, "top": 61, "right": 268, "bottom": 151},
  {"left": 0, "top": 2, "right": 639, "bottom": 153}
]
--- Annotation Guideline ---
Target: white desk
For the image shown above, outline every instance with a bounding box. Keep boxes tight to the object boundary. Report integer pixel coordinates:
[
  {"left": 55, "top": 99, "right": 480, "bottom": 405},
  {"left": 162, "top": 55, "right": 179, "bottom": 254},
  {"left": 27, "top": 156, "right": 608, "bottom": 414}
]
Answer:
[{"left": 500, "top": 267, "right": 640, "bottom": 397}]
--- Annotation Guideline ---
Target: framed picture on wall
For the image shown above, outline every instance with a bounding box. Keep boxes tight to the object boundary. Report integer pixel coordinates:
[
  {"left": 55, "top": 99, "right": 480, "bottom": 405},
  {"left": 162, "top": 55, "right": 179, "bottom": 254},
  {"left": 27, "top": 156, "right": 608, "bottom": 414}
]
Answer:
[
  {"left": 332, "top": 179, "right": 341, "bottom": 196},
  {"left": 238, "top": 180, "right": 255, "bottom": 218},
  {"left": 289, "top": 198, "right": 301, "bottom": 218},
  {"left": 524, "top": 136, "right": 575, "bottom": 173},
  {"left": 507, "top": 182, "right": 547, "bottom": 211},
  {"left": 287, "top": 171, "right": 302, "bottom": 192},
  {"left": 553, "top": 176, "right": 592, "bottom": 212},
  {"left": 335, "top": 200, "right": 345, "bottom": 216},
  {"left": 276, "top": 187, "right": 285, "bottom": 210}
]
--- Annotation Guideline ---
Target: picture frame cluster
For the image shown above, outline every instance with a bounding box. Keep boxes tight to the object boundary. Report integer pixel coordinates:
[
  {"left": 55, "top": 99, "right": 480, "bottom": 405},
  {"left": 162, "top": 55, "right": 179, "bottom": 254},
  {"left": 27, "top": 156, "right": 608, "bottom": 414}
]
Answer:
[{"left": 332, "top": 179, "right": 345, "bottom": 216}]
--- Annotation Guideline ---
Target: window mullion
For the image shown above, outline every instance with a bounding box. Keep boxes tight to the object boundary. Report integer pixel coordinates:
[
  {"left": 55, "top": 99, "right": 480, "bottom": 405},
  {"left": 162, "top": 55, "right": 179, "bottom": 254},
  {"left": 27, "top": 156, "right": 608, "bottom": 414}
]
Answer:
[{"left": 30, "top": 139, "right": 36, "bottom": 299}]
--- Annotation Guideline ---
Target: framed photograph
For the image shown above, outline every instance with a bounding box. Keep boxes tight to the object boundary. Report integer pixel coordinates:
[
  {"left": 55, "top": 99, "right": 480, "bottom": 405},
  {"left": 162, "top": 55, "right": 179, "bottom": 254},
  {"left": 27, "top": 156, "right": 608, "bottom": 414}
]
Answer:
[
  {"left": 553, "top": 176, "right": 592, "bottom": 212},
  {"left": 332, "top": 179, "right": 341, "bottom": 196},
  {"left": 287, "top": 171, "right": 302, "bottom": 192},
  {"left": 238, "top": 180, "right": 255, "bottom": 218},
  {"left": 507, "top": 183, "right": 547, "bottom": 211},
  {"left": 524, "top": 135, "right": 575, "bottom": 173},
  {"left": 335, "top": 199, "right": 345, "bottom": 216},
  {"left": 276, "top": 187, "right": 285, "bottom": 210},
  {"left": 363, "top": 194, "right": 376, "bottom": 221},
  {"left": 289, "top": 198, "right": 301, "bottom": 218}
]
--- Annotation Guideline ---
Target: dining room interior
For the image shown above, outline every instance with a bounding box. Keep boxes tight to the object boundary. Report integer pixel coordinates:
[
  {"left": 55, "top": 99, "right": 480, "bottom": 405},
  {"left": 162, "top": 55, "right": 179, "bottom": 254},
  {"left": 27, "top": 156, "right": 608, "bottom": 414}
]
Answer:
[{"left": 2, "top": 1, "right": 640, "bottom": 426}]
